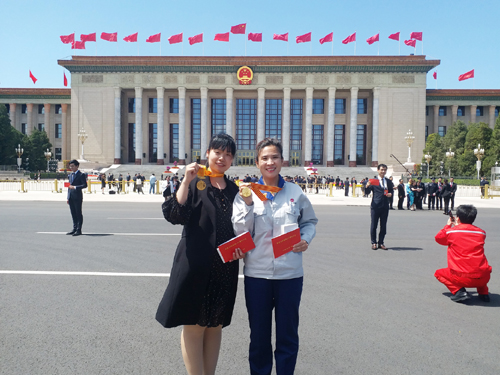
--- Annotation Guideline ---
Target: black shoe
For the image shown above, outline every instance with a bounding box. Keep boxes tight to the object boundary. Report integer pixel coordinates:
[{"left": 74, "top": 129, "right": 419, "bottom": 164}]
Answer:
[
  {"left": 478, "top": 294, "right": 490, "bottom": 302},
  {"left": 443, "top": 212, "right": 448, "bottom": 215},
  {"left": 450, "top": 288, "right": 470, "bottom": 302},
  {"left": 72, "top": 231, "right": 82, "bottom": 236},
  {"left": 66, "top": 230, "right": 76, "bottom": 235}
]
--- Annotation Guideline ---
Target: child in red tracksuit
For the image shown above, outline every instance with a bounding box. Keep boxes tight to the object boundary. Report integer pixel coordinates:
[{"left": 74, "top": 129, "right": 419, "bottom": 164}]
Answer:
[{"left": 434, "top": 204, "right": 492, "bottom": 303}]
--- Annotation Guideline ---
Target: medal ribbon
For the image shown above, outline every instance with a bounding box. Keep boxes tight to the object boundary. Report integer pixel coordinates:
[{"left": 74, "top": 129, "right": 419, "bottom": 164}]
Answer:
[
  {"left": 239, "top": 181, "right": 283, "bottom": 201},
  {"left": 197, "top": 166, "right": 224, "bottom": 179}
]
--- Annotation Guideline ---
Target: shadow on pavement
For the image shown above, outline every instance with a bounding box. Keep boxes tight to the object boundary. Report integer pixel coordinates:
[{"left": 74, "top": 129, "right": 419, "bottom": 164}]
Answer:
[
  {"left": 389, "top": 247, "right": 423, "bottom": 251},
  {"left": 82, "top": 234, "right": 113, "bottom": 237},
  {"left": 442, "top": 292, "right": 500, "bottom": 307}
]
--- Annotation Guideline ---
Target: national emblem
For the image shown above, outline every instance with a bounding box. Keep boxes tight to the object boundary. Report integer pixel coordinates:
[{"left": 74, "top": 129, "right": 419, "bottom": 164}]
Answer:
[{"left": 237, "top": 66, "right": 253, "bottom": 85}]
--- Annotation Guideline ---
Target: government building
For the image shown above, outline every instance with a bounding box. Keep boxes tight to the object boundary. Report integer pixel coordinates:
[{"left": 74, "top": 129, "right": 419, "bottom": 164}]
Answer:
[{"left": 1, "top": 56, "right": 499, "bottom": 168}]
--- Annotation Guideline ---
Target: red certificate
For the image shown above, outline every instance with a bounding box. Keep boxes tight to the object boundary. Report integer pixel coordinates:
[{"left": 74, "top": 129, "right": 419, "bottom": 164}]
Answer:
[
  {"left": 369, "top": 179, "right": 380, "bottom": 186},
  {"left": 217, "top": 231, "right": 255, "bottom": 263},
  {"left": 272, "top": 228, "right": 301, "bottom": 259},
  {"left": 64, "top": 182, "right": 70, "bottom": 187}
]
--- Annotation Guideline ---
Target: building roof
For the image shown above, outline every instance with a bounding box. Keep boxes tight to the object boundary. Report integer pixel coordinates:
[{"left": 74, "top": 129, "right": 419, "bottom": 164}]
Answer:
[
  {"left": 0, "top": 88, "right": 71, "bottom": 100},
  {"left": 426, "top": 89, "right": 500, "bottom": 101}
]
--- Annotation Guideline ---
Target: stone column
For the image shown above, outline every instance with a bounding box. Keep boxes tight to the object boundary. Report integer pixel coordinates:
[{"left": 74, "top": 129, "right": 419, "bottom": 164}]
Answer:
[
  {"left": 304, "top": 87, "right": 314, "bottom": 165},
  {"left": 257, "top": 88, "right": 266, "bottom": 143},
  {"left": 470, "top": 105, "right": 477, "bottom": 123},
  {"left": 61, "top": 104, "right": 68, "bottom": 160},
  {"left": 114, "top": 88, "right": 121, "bottom": 164},
  {"left": 44, "top": 104, "right": 51, "bottom": 140},
  {"left": 282, "top": 88, "right": 291, "bottom": 166},
  {"left": 371, "top": 87, "right": 380, "bottom": 167},
  {"left": 489, "top": 105, "right": 496, "bottom": 129},
  {"left": 26, "top": 103, "right": 33, "bottom": 136},
  {"left": 451, "top": 105, "right": 458, "bottom": 125},
  {"left": 156, "top": 87, "right": 165, "bottom": 165},
  {"left": 326, "top": 87, "right": 336, "bottom": 167},
  {"left": 178, "top": 87, "right": 186, "bottom": 165},
  {"left": 225, "top": 88, "right": 233, "bottom": 137},
  {"left": 349, "top": 87, "right": 359, "bottom": 167},
  {"left": 200, "top": 87, "right": 208, "bottom": 164},
  {"left": 9, "top": 103, "right": 16, "bottom": 129},
  {"left": 134, "top": 87, "right": 143, "bottom": 165},
  {"left": 433, "top": 105, "right": 439, "bottom": 134}
]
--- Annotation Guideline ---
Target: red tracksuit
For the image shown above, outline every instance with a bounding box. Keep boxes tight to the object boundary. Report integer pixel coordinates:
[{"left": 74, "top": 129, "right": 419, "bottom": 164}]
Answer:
[{"left": 434, "top": 223, "right": 492, "bottom": 295}]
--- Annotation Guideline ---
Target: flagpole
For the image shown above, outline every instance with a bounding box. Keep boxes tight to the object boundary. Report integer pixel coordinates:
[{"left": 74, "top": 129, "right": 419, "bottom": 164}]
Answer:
[
  {"left": 287, "top": 38, "right": 289, "bottom": 56},
  {"left": 182, "top": 40, "right": 184, "bottom": 56},
  {"left": 399, "top": 32, "right": 400, "bottom": 55},
  {"left": 354, "top": 31, "right": 356, "bottom": 55},
  {"left": 377, "top": 30, "right": 380, "bottom": 56},
  {"left": 422, "top": 40, "right": 424, "bottom": 55},
  {"left": 160, "top": 41, "right": 162, "bottom": 56},
  {"left": 332, "top": 33, "right": 334, "bottom": 56},
  {"left": 245, "top": 33, "right": 247, "bottom": 56},
  {"left": 310, "top": 39, "right": 312, "bottom": 56},
  {"left": 261, "top": 40, "right": 263, "bottom": 56}
]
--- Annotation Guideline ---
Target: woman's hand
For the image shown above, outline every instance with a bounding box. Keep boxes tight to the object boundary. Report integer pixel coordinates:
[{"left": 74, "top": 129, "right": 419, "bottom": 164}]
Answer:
[
  {"left": 232, "top": 248, "right": 246, "bottom": 261},
  {"left": 239, "top": 182, "right": 254, "bottom": 206},
  {"left": 182, "top": 162, "right": 201, "bottom": 186},
  {"left": 292, "top": 240, "right": 308, "bottom": 253}
]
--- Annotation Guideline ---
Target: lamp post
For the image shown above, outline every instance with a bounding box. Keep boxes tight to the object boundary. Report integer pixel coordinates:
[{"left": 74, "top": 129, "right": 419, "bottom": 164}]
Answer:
[
  {"left": 424, "top": 154, "right": 432, "bottom": 179},
  {"left": 445, "top": 148, "right": 455, "bottom": 177},
  {"left": 15, "top": 144, "right": 23, "bottom": 173},
  {"left": 44, "top": 149, "right": 52, "bottom": 172},
  {"left": 440, "top": 161, "right": 444, "bottom": 177},
  {"left": 474, "top": 143, "right": 484, "bottom": 180},
  {"left": 405, "top": 129, "right": 415, "bottom": 163},
  {"left": 78, "top": 128, "right": 88, "bottom": 161}
]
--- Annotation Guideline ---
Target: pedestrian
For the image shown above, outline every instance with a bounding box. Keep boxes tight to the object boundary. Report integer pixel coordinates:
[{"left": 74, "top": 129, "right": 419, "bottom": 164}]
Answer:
[
  {"left": 406, "top": 178, "right": 415, "bottom": 211},
  {"left": 388, "top": 176, "right": 395, "bottom": 209},
  {"left": 232, "top": 138, "right": 318, "bottom": 375},
  {"left": 66, "top": 160, "right": 87, "bottom": 236},
  {"left": 149, "top": 173, "right": 157, "bottom": 194},
  {"left": 100, "top": 173, "right": 106, "bottom": 194},
  {"left": 344, "top": 177, "right": 350, "bottom": 197},
  {"left": 136, "top": 174, "right": 144, "bottom": 194},
  {"left": 156, "top": 133, "right": 239, "bottom": 375},
  {"left": 441, "top": 178, "right": 452, "bottom": 215},
  {"left": 397, "top": 178, "right": 406, "bottom": 210},
  {"left": 436, "top": 177, "right": 444, "bottom": 210},
  {"left": 449, "top": 177, "right": 457, "bottom": 211},
  {"left": 427, "top": 177, "right": 437, "bottom": 210},
  {"left": 118, "top": 174, "right": 123, "bottom": 193}
]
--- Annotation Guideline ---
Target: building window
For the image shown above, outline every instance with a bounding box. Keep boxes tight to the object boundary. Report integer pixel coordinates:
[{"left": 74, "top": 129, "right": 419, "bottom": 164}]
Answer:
[
  {"left": 22, "top": 123, "right": 27, "bottom": 134},
  {"left": 55, "top": 148, "right": 62, "bottom": 161},
  {"left": 334, "top": 125, "right": 345, "bottom": 165},
  {"left": 312, "top": 125, "right": 324, "bottom": 164},
  {"left": 425, "top": 126, "right": 428, "bottom": 142},
  {"left": 356, "top": 125, "right": 367, "bottom": 165},
  {"left": 149, "top": 123, "right": 157, "bottom": 163},
  {"left": 476, "top": 106, "right": 484, "bottom": 117},
  {"left": 335, "top": 99, "right": 346, "bottom": 114},
  {"left": 426, "top": 106, "right": 429, "bottom": 116},
  {"left": 457, "top": 106, "right": 465, "bottom": 116},
  {"left": 21, "top": 104, "right": 27, "bottom": 113},
  {"left": 170, "top": 123, "right": 179, "bottom": 162},
  {"left": 357, "top": 98, "right": 367, "bottom": 114},
  {"left": 438, "top": 126, "right": 446, "bottom": 137},
  {"left": 170, "top": 98, "right": 179, "bottom": 113},
  {"left": 128, "top": 98, "right": 135, "bottom": 113},
  {"left": 38, "top": 123, "right": 45, "bottom": 132},
  {"left": 211, "top": 99, "right": 226, "bottom": 137},
  {"left": 290, "top": 99, "right": 303, "bottom": 150},
  {"left": 236, "top": 99, "right": 257, "bottom": 150},
  {"left": 128, "top": 123, "right": 135, "bottom": 162},
  {"left": 4, "top": 104, "right": 10, "bottom": 113},
  {"left": 439, "top": 106, "right": 447, "bottom": 116},
  {"left": 312, "top": 99, "right": 324, "bottom": 114},
  {"left": 265, "top": 99, "right": 282, "bottom": 140},
  {"left": 191, "top": 99, "right": 201, "bottom": 150},
  {"left": 55, "top": 104, "right": 62, "bottom": 114},
  {"left": 149, "top": 98, "right": 157, "bottom": 113},
  {"left": 55, "top": 124, "right": 62, "bottom": 139},
  {"left": 38, "top": 104, "right": 45, "bottom": 114}
]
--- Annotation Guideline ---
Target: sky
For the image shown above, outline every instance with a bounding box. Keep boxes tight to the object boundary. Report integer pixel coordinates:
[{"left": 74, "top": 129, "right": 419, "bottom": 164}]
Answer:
[{"left": 1, "top": 0, "right": 499, "bottom": 90}]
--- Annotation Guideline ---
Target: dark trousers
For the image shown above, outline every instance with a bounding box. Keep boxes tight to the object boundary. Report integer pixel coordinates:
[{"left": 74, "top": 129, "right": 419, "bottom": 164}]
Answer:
[
  {"left": 444, "top": 197, "right": 450, "bottom": 214},
  {"left": 345, "top": 187, "right": 349, "bottom": 196},
  {"left": 389, "top": 195, "right": 394, "bottom": 209},
  {"left": 436, "top": 197, "right": 443, "bottom": 210},
  {"left": 68, "top": 198, "right": 83, "bottom": 231},
  {"left": 370, "top": 207, "right": 389, "bottom": 245},
  {"left": 245, "top": 276, "right": 303, "bottom": 375},
  {"left": 428, "top": 195, "right": 435, "bottom": 209},
  {"left": 416, "top": 196, "right": 423, "bottom": 210},
  {"left": 450, "top": 194, "right": 455, "bottom": 210},
  {"left": 397, "top": 196, "right": 405, "bottom": 209}
]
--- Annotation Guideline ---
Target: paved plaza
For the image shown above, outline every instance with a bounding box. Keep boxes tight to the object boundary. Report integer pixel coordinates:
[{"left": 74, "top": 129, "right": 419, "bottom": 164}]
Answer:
[{"left": 1, "top": 193, "right": 499, "bottom": 375}]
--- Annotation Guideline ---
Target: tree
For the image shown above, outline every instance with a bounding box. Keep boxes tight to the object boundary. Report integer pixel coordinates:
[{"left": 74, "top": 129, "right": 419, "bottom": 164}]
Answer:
[
  {"left": 482, "top": 115, "right": 500, "bottom": 172},
  {"left": 422, "top": 133, "right": 445, "bottom": 176},
  {"left": 464, "top": 122, "right": 492, "bottom": 177},
  {"left": 442, "top": 120, "right": 468, "bottom": 177},
  {"left": 0, "top": 104, "right": 25, "bottom": 165},
  {"left": 25, "top": 128, "right": 52, "bottom": 172}
]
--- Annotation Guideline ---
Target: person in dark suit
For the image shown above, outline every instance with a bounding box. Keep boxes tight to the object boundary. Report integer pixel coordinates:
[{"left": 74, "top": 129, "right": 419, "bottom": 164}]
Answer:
[
  {"left": 441, "top": 179, "right": 452, "bottom": 215},
  {"left": 397, "top": 179, "right": 406, "bottom": 210},
  {"left": 415, "top": 177, "right": 425, "bottom": 210},
  {"left": 427, "top": 177, "right": 437, "bottom": 210},
  {"left": 365, "top": 164, "right": 394, "bottom": 250},
  {"left": 66, "top": 160, "right": 87, "bottom": 236},
  {"left": 156, "top": 134, "right": 239, "bottom": 375},
  {"left": 388, "top": 176, "right": 395, "bottom": 209},
  {"left": 436, "top": 177, "right": 444, "bottom": 210},
  {"left": 344, "top": 177, "right": 350, "bottom": 196},
  {"left": 449, "top": 177, "right": 457, "bottom": 210}
]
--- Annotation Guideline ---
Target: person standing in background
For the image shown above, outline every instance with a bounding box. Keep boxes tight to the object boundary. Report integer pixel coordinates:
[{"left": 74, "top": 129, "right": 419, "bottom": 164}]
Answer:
[
  {"left": 397, "top": 179, "right": 406, "bottom": 210},
  {"left": 66, "top": 160, "right": 87, "bottom": 236},
  {"left": 149, "top": 173, "right": 157, "bottom": 194},
  {"left": 450, "top": 177, "right": 457, "bottom": 211}
]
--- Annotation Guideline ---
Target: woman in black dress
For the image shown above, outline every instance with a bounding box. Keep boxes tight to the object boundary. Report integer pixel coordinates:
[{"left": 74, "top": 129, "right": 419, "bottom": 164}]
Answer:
[{"left": 156, "top": 134, "right": 239, "bottom": 375}]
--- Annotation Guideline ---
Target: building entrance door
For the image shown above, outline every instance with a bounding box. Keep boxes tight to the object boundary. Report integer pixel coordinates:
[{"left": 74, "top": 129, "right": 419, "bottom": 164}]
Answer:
[
  {"left": 290, "top": 151, "right": 301, "bottom": 166},
  {"left": 236, "top": 150, "right": 255, "bottom": 166}
]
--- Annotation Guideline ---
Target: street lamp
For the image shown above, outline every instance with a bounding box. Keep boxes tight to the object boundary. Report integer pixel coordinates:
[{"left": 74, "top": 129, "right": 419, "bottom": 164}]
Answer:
[
  {"left": 15, "top": 144, "right": 23, "bottom": 173},
  {"left": 44, "top": 149, "right": 52, "bottom": 172},
  {"left": 405, "top": 129, "right": 415, "bottom": 163},
  {"left": 424, "top": 154, "right": 432, "bottom": 179},
  {"left": 474, "top": 143, "right": 485, "bottom": 180},
  {"left": 440, "top": 161, "right": 444, "bottom": 177},
  {"left": 78, "top": 127, "right": 88, "bottom": 161},
  {"left": 445, "top": 148, "right": 455, "bottom": 177}
]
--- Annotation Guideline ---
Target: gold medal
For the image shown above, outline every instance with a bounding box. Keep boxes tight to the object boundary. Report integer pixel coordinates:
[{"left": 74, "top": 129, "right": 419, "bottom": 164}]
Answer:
[
  {"left": 197, "top": 180, "right": 206, "bottom": 191},
  {"left": 241, "top": 186, "right": 252, "bottom": 198}
]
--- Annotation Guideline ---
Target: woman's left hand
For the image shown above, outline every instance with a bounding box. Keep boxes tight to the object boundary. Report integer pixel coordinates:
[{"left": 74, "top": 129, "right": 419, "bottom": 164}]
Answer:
[
  {"left": 232, "top": 248, "right": 246, "bottom": 261},
  {"left": 292, "top": 240, "right": 308, "bottom": 253}
]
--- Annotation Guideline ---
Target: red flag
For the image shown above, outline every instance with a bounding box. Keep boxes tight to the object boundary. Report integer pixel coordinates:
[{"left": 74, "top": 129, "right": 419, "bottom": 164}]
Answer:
[
  {"left": 146, "top": 33, "right": 161, "bottom": 43},
  {"left": 214, "top": 32, "right": 229, "bottom": 42},
  {"left": 123, "top": 33, "right": 138, "bottom": 43},
  {"left": 248, "top": 33, "right": 262, "bottom": 42},
  {"left": 64, "top": 72, "right": 68, "bottom": 87},
  {"left": 60, "top": 33, "right": 74, "bottom": 44},
  {"left": 101, "top": 32, "right": 117, "bottom": 42},
  {"left": 404, "top": 39, "right": 416, "bottom": 47},
  {"left": 168, "top": 33, "right": 183, "bottom": 44},
  {"left": 458, "top": 69, "right": 474, "bottom": 81},
  {"left": 319, "top": 32, "right": 333, "bottom": 44},
  {"left": 296, "top": 32, "right": 311, "bottom": 44},
  {"left": 80, "top": 33, "right": 96, "bottom": 42},
  {"left": 71, "top": 40, "right": 86, "bottom": 49},
  {"left": 29, "top": 71, "right": 37, "bottom": 84},
  {"left": 410, "top": 32, "right": 423, "bottom": 41},
  {"left": 188, "top": 33, "right": 203, "bottom": 45},
  {"left": 388, "top": 32, "right": 400, "bottom": 41},
  {"left": 433, "top": 71, "right": 437, "bottom": 80},
  {"left": 273, "top": 33, "right": 288, "bottom": 41},
  {"left": 366, "top": 33, "right": 379, "bottom": 45},
  {"left": 342, "top": 32, "right": 356, "bottom": 44},
  {"left": 231, "top": 23, "right": 246, "bottom": 34}
]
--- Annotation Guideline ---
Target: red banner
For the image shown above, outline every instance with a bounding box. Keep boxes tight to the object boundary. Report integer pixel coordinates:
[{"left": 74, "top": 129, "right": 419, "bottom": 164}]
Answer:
[
  {"left": 231, "top": 23, "right": 246, "bottom": 34},
  {"left": 342, "top": 32, "right": 356, "bottom": 44},
  {"left": 388, "top": 32, "right": 400, "bottom": 41},
  {"left": 29, "top": 70, "right": 37, "bottom": 84},
  {"left": 60, "top": 33, "right": 74, "bottom": 44},
  {"left": 64, "top": 72, "right": 68, "bottom": 87},
  {"left": 433, "top": 71, "right": 437, "bottom": 80},
  {"left": 101, "top": 32, "right": 117, "bottom": 42},
  {"left": 458, "top": 69, "right": 474, "bottom": 81},
  {"left": 188, "top": 33, "right": 203, "bottom": 45},
  {"left": 168, "top": 33, "right": 183, "bottom": 44},
  {"left": 319, "top": 32, "right": 333, "bottom": 44},
  {"left": 366, "top": 33, "right": 379, "bottom": 45},
  {"left": 214, "top": 32, "right": 230, "bottom": 42},
  {"left": 404, "top": 39, "right": 416, "bottom": 47},
  {"left": 80, "top": 33, "right": 96, "bottom": 42},
  {"left": 248, "top": 33, "right": 262, "bottom": 42},
  {"left": 273, "top": 33, "right": 288, "bottom": 41},
  {"left": 123, "top": 33, "right": 138, "bottom": 43},
  {"left": 296, "top": 32, "right": 311, "bottom": 43},
  {"left": 146, "top": 33, "right": 161, "bottom": 43},
  {"left": 410, "top": 31, "right": 423, "bottom": 41},
  {"left": 71, "top": 40, "right": 86, "bottom": 49}
]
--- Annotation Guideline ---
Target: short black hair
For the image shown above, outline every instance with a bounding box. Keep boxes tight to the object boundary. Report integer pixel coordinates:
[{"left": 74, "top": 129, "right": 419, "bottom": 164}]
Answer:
[
  {"left": 456, "top": 205, "right": 477, "bottom": 224},
  {"left": 208, "top": 133, "right": 236, "bottom": 156},
  {"left": 256, "top": 138, "right": 283, "bottom": 160},
  {"left": 377, "top": 164, "right": 387, "bottom": 170},
  {"left": 69, "top": 159, "right": 79, "bottom": 166}
]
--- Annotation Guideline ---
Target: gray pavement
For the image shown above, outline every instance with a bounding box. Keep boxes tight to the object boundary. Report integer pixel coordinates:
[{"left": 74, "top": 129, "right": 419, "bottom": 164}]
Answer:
[{"left": 1, "top": 200, "right": 499, "bottom": 375}]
